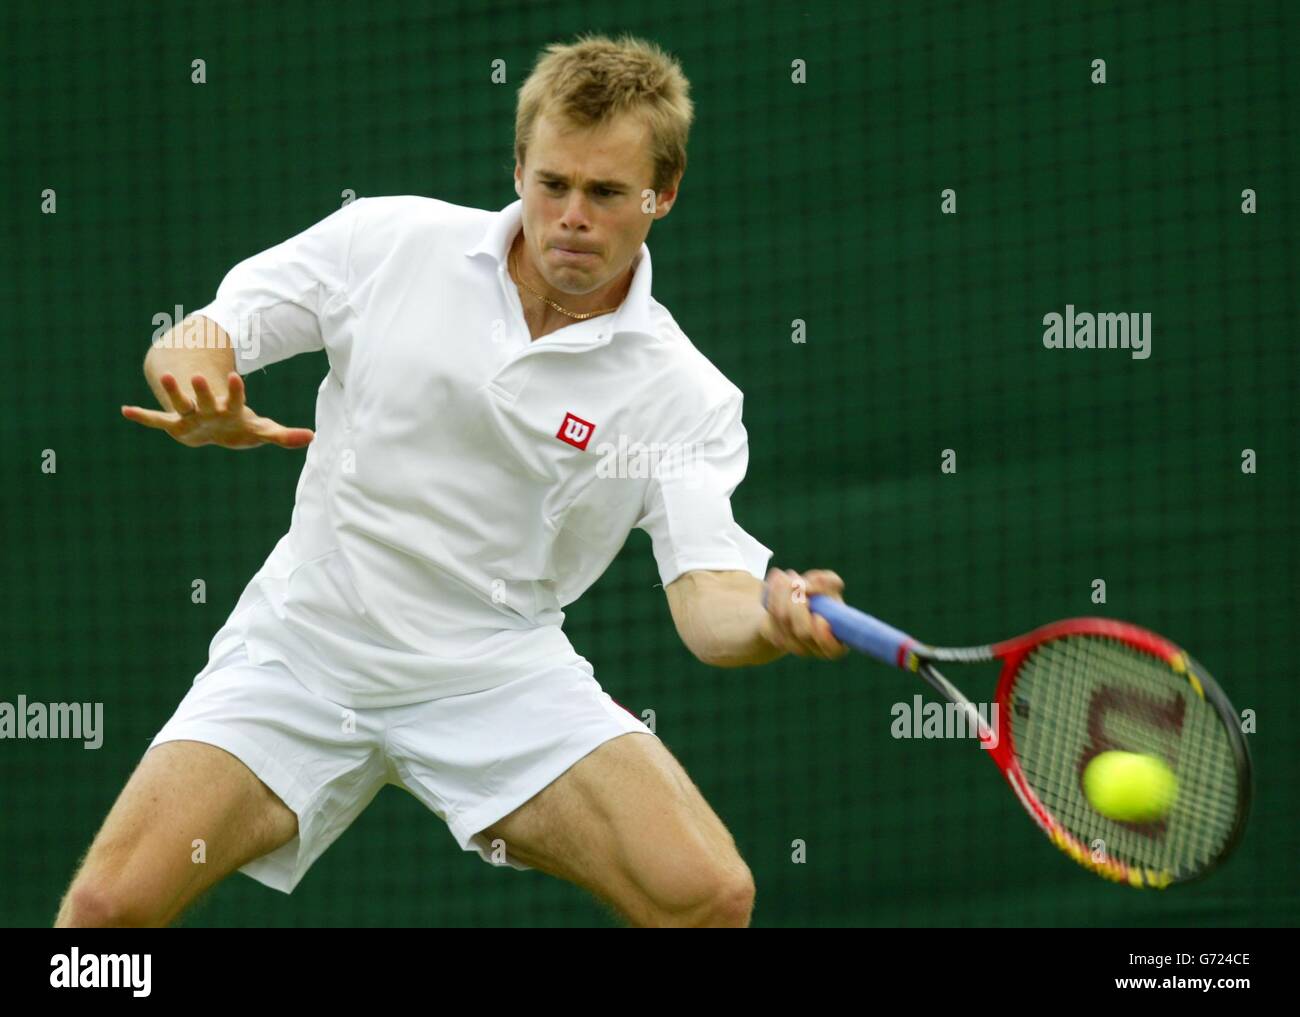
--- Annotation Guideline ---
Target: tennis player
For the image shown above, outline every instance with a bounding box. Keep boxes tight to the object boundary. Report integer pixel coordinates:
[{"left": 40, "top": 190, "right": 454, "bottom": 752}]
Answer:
[{"left": 59, "top": 33, "right": 847, "bottom": 929}]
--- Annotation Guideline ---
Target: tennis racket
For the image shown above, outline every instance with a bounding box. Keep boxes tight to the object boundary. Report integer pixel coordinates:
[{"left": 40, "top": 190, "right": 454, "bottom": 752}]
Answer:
[{"left": 807, "top": 597, "right": 1252, "bottom": 888}]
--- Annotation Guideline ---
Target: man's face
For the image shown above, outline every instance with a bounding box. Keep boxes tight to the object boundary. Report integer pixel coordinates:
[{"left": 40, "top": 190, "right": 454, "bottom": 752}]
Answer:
[{"left": 514, "top": 108, "right": 677, "bottom": 295}]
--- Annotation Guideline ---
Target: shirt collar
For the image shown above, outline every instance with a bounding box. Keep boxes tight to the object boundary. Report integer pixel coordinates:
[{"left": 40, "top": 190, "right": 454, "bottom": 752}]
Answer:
[{"left": 465, "top": 198, "right": 657, "bottom": 339}]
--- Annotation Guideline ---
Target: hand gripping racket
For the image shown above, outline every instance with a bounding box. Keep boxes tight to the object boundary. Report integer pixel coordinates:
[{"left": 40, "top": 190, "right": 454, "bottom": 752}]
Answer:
[{"left": 807, "top": 597, "right": 1252, "bottom": 888}]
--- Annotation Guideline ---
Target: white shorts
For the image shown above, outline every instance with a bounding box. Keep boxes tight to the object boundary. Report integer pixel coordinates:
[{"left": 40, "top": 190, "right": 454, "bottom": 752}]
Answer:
[{"left": 147, "top": 641, "right": 654, "bottom": 894}]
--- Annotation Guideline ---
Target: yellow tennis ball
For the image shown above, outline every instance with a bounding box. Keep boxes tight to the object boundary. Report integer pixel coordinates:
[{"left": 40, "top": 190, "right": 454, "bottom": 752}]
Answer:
[{"left": 1083, "top": 751, "right": 1178, "bottom": 823}]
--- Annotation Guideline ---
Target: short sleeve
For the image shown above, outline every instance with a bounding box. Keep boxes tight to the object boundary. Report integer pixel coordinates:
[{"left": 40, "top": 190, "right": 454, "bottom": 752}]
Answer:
[
  {"left": 189, "top": 200, "right": 364, "bottom": 374},
  {"left": 635, "top": 394, "right": 774, "bottom": 587}
]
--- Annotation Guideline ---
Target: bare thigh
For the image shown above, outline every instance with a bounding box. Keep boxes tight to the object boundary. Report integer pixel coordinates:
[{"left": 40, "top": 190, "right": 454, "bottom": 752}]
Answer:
[
  {"left": 479, "top": 732, "right": 754, "bottom": 927},
  {"left": 55, "top": 740, "right": 298, "bottom": 927}
]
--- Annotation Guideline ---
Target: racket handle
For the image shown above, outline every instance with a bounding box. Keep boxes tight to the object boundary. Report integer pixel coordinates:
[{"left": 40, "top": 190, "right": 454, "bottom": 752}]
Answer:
[{"left": 807, "top": 595, "right": 917, "bottom": 669}]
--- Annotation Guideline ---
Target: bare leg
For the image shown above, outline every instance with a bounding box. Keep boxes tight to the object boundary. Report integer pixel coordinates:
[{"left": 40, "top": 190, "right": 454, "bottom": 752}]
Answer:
[
  {"left": 480, "top": 733, "right": 755, "bottom": 927},
  {"left": 55, "top": 740, "right": 299, "bottom": 927}
]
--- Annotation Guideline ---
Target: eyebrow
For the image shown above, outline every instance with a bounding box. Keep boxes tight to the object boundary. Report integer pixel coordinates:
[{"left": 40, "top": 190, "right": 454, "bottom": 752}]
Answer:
[{"left": 534, "top": 170, "right": 630, "bottom": 190}]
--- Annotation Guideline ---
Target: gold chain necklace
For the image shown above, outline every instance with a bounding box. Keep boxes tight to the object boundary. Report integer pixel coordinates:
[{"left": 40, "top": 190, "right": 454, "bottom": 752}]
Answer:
[{"left": 509, "top": 245, "right": 620, "bottom": 320}]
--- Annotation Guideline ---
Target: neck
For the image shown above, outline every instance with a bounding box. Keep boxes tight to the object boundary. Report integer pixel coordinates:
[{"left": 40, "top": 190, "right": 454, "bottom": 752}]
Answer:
[{"left": 509, "top": 231, "right": 633, "bottom": 327}]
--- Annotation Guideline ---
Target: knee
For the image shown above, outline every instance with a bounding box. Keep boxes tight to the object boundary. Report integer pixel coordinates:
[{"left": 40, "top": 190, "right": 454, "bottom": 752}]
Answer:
[
  {"left": 56, "top": 880, "right": 154, "bottom": 929},
  {"left": 705, "top": 866, "right": 756, "bottom": 928},
  {"left": 654, "top": 863, "right": 756, "bottom": 928}
]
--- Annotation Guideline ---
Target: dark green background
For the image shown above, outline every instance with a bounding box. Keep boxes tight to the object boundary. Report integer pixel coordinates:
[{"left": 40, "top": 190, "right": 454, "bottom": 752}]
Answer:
[{"left": 2, "top": 0, "right": 1296, "bottom": 926}]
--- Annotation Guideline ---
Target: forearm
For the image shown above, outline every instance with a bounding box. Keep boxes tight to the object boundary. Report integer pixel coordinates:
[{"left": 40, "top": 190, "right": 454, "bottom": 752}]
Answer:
[
  {"left": 665, "top": 570, "right": 784, "bottom": 668},
  {"left": 143, "top": 316, "right": 235, "bottom": 410}
]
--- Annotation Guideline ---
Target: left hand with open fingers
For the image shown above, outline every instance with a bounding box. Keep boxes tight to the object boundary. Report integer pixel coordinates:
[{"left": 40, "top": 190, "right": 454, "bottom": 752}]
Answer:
[{"left": 760, "top": 567, "right": 851, "bottom": 661}]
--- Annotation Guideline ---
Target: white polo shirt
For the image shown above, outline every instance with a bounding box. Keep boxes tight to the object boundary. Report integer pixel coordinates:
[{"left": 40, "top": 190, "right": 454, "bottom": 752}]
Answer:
[{"left": 189, "top": 195, "right": 772, "bottom": 707}]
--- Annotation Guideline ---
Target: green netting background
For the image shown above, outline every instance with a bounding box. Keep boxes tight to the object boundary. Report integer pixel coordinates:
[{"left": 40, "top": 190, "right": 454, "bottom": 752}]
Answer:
[{"left": 2, "top": 0, "right": 1296, "bottom": 927}]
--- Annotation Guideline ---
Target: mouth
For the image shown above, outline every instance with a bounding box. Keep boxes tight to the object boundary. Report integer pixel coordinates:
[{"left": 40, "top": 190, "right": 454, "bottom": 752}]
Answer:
[{"left": 551, "top": 245, "right": 598, "bottom": 260}]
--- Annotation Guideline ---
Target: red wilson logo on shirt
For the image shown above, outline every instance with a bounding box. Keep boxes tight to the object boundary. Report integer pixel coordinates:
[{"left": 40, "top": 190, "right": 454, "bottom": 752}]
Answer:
[{"left": 556, "top": 412, "right": 596, "bottom": 451}]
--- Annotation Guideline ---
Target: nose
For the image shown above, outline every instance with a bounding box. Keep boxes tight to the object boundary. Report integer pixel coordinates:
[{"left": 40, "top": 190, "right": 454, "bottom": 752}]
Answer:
[{"left": 557, "top": 189, "right": 594, "bottom": 232}]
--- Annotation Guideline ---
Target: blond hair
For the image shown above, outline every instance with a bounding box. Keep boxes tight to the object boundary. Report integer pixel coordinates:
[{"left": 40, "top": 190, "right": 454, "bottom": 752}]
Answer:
[{"left": 515, "top": 33, "right": 694, "bottom": 195}]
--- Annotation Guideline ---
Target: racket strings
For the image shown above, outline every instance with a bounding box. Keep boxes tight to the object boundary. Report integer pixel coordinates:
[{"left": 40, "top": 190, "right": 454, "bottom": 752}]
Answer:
[{"left": 1009, "top": 636, "right": 1242, "bottom": 880}]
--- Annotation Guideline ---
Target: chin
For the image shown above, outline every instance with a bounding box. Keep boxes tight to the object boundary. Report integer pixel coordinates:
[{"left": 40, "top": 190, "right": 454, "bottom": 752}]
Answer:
[{"left": 548, "top": 270, "right": 596, "bottom": 291}]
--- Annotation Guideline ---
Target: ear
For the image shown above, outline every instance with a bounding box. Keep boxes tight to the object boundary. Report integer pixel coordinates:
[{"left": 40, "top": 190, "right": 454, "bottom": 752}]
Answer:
[
  {"left": 653, "top": 175, "right": 682, "bottom": 219},
  {"left": 514, "top": 162, "right": 523, "bottom": 198}
]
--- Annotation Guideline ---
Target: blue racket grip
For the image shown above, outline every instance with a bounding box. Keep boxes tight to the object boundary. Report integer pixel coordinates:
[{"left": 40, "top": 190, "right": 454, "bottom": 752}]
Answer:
[{"left": 807, "top": 595, "right": 917, "bottom": 669}]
